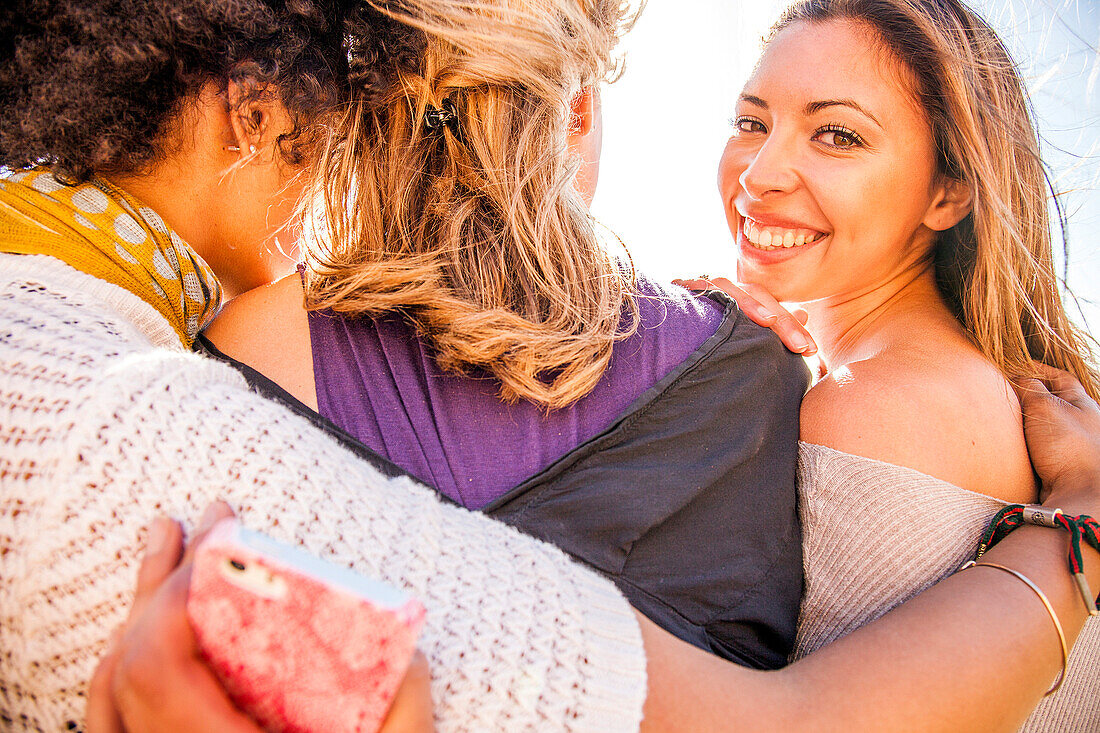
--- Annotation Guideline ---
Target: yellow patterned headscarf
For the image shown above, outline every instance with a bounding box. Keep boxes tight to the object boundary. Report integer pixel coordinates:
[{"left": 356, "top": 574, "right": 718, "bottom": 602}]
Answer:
[{"left": 0, "top": 168, "right": 223, "bottom": 346}]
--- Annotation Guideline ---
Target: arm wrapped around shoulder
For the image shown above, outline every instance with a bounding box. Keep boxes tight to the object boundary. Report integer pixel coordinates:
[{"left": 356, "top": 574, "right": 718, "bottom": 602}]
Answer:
[{"left": 3, "top": 344, "right": 647, "bottom": 732}]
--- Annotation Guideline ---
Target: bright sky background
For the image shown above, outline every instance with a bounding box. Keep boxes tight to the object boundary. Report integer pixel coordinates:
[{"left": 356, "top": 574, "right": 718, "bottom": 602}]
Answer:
[{"left": 592, "top": 0, "right": 1100, "bottom": 340}]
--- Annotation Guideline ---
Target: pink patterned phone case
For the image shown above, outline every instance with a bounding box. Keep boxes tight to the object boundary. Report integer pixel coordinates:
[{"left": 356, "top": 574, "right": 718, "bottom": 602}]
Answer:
[{"left": 187, "top": 519, "right": 426, "bottom": 733}]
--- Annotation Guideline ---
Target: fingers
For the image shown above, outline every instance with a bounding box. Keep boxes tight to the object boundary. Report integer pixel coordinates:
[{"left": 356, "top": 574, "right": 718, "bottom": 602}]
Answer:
[
  {"left": 1013, "top": 376, "right": 1077, "bottom": 452},
  {"left": 1012, "top": 367, "right": 1096, "bottom": 427},
  {"left": 114, "top": 566, "right": 197, "bottom": 704},
  {"left": 85, "top": 629, "right": 125, "bottom": 733},
  {"left": 128, "top": 502, "right": 233, "bottom": 625},
  {"left": 196, "top": 500, "right": 235, "bottom": 536},
  {"left": 672, "top": 277, "right": 817, "bottom": 355},
  {"left": 1010, "top": 374, "right": 1050, "bottom": 406},
  {"left": 89, "top": 502, "right": 246, "bottom": 733},
  {"left": 1030, "top": 363, "right": 1094, "bottom": 410},
  {"left": 181, "top": 501, "right": 236, "bottom": 567},
  {"left": 129, "top": 517, "right": 184, "bottom": 624},
  {"left": 1011, "top": 364, "right": 1100, "bottom": 508},
  {"left": 674, "top": 278, "right": 777, "bottom": 325},
  {"left": 768, "top": 312, "right": 817, "bottom": 355},
  {"left": 111, "top": 566, "right": 262, "bottom": 733},
  {"left": 717, "top": 279, "right": 816, "bottom": 355},
  {"left": 380, "top": 651, "right": 435, "bottom": 733}
]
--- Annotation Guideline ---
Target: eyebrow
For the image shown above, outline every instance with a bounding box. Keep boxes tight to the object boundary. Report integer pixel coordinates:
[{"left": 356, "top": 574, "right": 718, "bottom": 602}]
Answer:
[
  {"left": 805, "top": 99, "right": 883, "bottom": 128},
  {"left": 738, "top": 94, "right": 884, "bottom": 129}
]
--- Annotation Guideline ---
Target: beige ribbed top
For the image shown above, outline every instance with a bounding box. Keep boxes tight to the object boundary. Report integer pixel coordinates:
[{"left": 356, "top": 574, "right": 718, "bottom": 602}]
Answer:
[{"left": 794, "top": 442, "right": 1099, "bottom": 733}]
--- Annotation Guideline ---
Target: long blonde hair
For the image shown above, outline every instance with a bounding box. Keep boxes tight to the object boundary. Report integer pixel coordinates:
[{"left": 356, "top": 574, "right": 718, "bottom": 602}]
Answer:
[
  {"left": 774, "top": 0, "right": 1100, "bottom": 401},
  {"left": 301, "top": 0, "right": 641, "bottom": 408}
]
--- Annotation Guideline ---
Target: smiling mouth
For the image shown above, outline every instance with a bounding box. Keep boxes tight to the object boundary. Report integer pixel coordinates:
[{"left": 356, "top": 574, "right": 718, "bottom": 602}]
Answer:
[{"left": 742, "top": 217, "right": 828, "bottom": 251}]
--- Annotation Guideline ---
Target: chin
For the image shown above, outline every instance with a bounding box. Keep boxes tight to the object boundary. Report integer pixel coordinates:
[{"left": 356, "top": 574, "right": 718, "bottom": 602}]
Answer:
[{"left": 735, "top": 264, "right": 798, "bottom": 304}]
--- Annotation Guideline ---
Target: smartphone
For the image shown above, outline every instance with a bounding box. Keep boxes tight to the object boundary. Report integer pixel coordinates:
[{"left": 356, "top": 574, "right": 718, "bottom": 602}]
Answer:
[{"left": 187, "top": 518, "right": 426, "bottom": 733}]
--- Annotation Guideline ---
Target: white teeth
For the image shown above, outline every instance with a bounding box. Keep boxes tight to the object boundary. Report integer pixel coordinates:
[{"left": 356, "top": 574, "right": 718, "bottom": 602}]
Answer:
[{"left": 741, "top": 217, "right": 824, "bottom": 250}]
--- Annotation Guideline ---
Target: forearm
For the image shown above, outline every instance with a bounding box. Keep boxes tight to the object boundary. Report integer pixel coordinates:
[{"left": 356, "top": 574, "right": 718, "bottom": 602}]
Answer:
[
  {"left": 7, "top": 351, "right": 647, "bottom": 732},
  {"left": 641, "top": 517, "right": 1100, "bottom": 732}
]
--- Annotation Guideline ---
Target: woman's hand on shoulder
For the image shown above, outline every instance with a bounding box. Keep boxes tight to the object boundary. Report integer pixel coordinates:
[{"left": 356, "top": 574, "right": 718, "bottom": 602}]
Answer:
[
  {"left": 1015, "top": 364, "right": 1100, "bottom": 511},
  {"left": 673, "top": 277, "right": 817, "bottom": 357}
]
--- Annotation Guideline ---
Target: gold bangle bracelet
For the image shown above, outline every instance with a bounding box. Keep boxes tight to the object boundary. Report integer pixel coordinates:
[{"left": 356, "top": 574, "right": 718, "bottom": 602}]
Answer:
[{"left": 963, "top": 560, "right": 1068, "bottom": 696}]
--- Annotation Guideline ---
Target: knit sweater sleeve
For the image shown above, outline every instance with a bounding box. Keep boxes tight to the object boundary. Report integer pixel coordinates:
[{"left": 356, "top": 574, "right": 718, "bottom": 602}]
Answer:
[{"left": 0, "top": 257, "right": 646, "bottom": 733}]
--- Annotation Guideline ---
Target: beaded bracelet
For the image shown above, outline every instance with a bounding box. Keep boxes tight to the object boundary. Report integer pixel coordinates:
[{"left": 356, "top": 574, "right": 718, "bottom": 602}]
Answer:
[
  {"left": 976, "top": 504, "right": 1100, "bottom": 616},
  {"left": 962, "top": 561, "right": 1068, "bottom": 696}
]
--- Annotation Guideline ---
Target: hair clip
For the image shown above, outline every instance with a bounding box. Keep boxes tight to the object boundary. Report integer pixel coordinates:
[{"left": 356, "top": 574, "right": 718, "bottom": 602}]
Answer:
[{"left": 424, "top": 98, "right": 459, "bottom": 135}]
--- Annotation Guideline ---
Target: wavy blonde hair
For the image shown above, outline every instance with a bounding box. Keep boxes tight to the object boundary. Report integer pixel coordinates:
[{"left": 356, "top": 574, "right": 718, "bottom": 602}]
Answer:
[
  {"left": 300, "top": 0, "right": 641, "bottom": 408},
  {"left": 774, "top": 0, "right": 1100, "bottom": 401}
]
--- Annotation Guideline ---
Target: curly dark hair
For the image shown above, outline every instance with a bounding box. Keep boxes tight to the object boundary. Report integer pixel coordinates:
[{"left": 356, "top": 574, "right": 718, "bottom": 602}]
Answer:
[{"left": 0, "top": 0, "right": 368, "bottom": 182}]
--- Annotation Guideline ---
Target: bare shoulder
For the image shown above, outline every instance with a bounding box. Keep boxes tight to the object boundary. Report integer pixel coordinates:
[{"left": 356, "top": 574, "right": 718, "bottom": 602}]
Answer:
[
  {"left": 203, "top": 273, "right": 317, "bottom": 409},
  {"left": 800, "top": 345, "right": 1036, "bottom": 502}
]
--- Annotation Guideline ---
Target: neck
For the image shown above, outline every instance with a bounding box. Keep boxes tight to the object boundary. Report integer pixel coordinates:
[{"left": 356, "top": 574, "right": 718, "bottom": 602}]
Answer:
[
  {"left": 105, "top": 159, "right": 230, "bottom": 277},
  {"left": 802, "top": 261, "right": 958, "bottom": 367}
]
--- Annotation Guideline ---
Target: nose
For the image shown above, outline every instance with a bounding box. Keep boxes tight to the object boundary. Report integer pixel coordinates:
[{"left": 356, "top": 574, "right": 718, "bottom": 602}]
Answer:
[{"left": 738, "top": 133, "right": 799, "bottom": 200}]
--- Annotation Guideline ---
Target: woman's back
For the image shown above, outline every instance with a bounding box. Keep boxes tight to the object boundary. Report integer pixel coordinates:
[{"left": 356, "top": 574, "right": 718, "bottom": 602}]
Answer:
[
  {"left": 305, "top": 274, "right": 722, "bottom": 506},
  {"left": 208, "top": 273, "right": 812, "bottom": 669}
]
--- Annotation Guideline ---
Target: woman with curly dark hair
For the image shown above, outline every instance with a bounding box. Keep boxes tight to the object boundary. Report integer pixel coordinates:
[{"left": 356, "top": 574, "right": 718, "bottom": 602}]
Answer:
[{"left": 0, "top": 0, "right": 347, "bottom": 301}]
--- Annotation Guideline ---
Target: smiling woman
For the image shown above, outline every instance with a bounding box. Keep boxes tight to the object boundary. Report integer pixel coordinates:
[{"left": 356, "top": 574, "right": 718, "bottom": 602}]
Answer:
[
  {"left": 719, "top": 3, "right": 1098, "bottom": 486},
  {"left": 704, "top": 0, "right": 1100, "bottom": 728},
  {"left": 725, "top": 24, "right": 984, "bottom": 307}
]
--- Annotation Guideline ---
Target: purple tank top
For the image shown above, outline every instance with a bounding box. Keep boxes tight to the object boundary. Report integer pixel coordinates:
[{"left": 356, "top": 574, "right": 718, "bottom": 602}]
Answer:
[{"left": 309, "top": 275, "right": 723, "bottom": 509}]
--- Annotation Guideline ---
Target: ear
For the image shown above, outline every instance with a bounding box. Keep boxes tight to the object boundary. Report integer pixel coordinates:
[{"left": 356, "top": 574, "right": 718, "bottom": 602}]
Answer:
[
  {"left": 225, "top": 80, "right": 274, "bottom": 157},
  {"left": 569, "top": 87, "right": 596, "bottom": 136},
  {"left": 923, "top": 176, "right": 973, "bottom": 232},
  {"left": 567, "top": 86, "right": 603, "bottom": 206}
]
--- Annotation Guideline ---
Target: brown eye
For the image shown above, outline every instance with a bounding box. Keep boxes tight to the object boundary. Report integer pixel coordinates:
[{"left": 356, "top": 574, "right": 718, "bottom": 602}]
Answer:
[
  {"left": 734, "top": 117, "right": 767, "bottom": 134},
  {"left": 831, "top": 131, "right": 857, "bottom": 147},
  {"left": 815, "top": 125, "right": 865, "bottom": 149}
]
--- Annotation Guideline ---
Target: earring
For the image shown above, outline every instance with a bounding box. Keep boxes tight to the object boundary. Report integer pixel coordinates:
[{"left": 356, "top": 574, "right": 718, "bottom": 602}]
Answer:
[{"left": 225, "top": 145, "right": 258, "bottom": 154}]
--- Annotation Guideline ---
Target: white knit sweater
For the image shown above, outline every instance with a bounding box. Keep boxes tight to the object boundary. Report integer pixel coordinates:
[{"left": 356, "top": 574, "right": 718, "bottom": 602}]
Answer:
[{"left": 0, "top": 253, "right": 647, "bottom": 732}]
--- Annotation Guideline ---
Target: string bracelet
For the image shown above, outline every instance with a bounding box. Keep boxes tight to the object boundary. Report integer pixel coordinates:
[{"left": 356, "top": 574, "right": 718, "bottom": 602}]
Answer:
[
  {"left": 962, "top": 561, "right": 1068, "bottom": 697},
  {"left": 976, "top": 504, "right": 1100, "bottom": 616}
]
